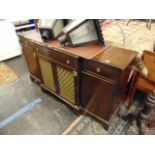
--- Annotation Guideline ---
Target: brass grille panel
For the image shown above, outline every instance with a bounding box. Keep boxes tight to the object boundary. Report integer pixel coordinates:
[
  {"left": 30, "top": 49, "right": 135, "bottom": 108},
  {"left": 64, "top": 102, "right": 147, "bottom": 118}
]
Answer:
[
  {"left": 57, "top": 66, "right": 75, "bottom": 104},
  {"left": 39, "top": 57, "right": 55, "bottom": 91}
]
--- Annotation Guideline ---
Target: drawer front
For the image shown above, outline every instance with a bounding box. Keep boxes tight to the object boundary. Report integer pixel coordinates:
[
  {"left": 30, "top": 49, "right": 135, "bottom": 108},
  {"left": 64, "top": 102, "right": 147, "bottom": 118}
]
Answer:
[
  {"left": 82, "top": 60, "right": 121, "bottom": 81},
  {"left": 19, "top": 37, "right": 34, "bottom": 47},
  {"left": 32, "top": 42, "right": 79, "bottom": 70},
  {"left": 33, "top": 42, "right": 52, "bottom": 56},
  {"left": 19, "top": 37, "right": 47, "bottom": 54},
  {"left": 51, "top": 50, "right": 79, "bottom": 70},
  {"left": 19, "top": 36, "right": 79, "bottom": 70}
]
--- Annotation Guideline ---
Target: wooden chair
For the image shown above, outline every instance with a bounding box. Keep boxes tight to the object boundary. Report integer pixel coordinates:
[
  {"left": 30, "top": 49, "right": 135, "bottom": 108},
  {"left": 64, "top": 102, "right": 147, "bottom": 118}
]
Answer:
[
  {"left": 130, "top": 50, "right": 155, "bottom": 105},
  {"left": 126, "top": 19, "right": 152, "bottom": 30},
  {"left": 120, "top": 50, "right": 155, "bottom": 134}
]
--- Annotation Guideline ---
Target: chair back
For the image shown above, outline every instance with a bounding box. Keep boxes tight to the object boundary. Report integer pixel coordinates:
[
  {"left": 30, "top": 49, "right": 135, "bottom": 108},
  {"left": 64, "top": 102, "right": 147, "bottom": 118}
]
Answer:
[{"left": 142, "top": 50, "right": 155, "bottom": 83}]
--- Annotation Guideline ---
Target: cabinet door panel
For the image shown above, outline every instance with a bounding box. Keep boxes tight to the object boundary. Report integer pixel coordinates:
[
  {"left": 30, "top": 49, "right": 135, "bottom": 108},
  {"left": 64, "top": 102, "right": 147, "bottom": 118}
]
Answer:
[
  {"left": 56, "top": 65, "right": 76, "bottom": 104},
  {"left": 22, "top": 44, "right": 40, "bottom": 79},
  {"left": 38, "top": 57, "right": 56, "bottom": 92},
  {"left": 81, "top": 72, "right": 118, "bottom": 121}
]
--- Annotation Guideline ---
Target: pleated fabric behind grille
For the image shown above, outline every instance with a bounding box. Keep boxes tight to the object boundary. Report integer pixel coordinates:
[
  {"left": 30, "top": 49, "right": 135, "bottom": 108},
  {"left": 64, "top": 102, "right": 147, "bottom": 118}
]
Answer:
[
  {"left": 38, "top": 57, "right": 56, "bottom": 91},
  {"left": 57, "top": 66, "right": 75, "bottom": 104}
]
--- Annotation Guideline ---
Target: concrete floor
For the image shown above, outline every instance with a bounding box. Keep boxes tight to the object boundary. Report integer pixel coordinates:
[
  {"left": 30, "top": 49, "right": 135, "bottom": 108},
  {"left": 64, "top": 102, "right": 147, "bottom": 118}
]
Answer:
[
  {"left": 0, "top": 55, "right": 77, "bottom": 135},
  {"left": 0, "top": 54, "right": 144, "bottom": 135}
]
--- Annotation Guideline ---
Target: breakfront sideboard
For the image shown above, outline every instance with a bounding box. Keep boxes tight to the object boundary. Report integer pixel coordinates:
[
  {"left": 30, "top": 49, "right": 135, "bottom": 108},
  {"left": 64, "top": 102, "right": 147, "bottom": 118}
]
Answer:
[{"left": 18, "top": 30, "right": 137, "bottom": 129}]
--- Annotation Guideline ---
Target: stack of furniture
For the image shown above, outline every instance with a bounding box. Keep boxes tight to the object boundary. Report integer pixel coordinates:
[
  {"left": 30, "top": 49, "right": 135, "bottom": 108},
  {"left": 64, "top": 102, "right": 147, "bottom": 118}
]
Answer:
[
  {"left": 125, "top": 50, "right": 155, "bottom": 134},
  {"left": 18, "top": 30, "right": 137, "bottom": 129},
  {"left": 130, "top": 50, "right": 155, "bottom": 103}
]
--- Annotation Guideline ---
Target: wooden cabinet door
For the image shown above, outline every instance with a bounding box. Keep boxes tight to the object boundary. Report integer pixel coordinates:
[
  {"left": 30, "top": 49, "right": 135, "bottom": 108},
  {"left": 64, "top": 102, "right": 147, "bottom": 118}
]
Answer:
[
  {"left": 81, "top": 71, "right": 118, "bottom": 121},
  {"left": 56, "top": 64, "right": 78, "bottom": 106},
  {"left": 38, "top": 56, "right": 56, "bottom": 92},
  {"left": 22, "top": 44, "right": 40, "bottom": 80}
]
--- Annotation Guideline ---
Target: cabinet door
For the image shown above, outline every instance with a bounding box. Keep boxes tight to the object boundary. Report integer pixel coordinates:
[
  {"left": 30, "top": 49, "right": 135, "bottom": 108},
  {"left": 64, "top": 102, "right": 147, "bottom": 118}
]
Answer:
[
  {"left": 22, "top": 44, "right": 40, "bottom": 80},
  {"left": 56, "top": 64, "right": 78, "bottom": 105},
  {"left": 38, "top": 56, "right": 56, "bottom": 92},
  {"left": 81, "top": 72, "right": 118, "bottom": 121}
]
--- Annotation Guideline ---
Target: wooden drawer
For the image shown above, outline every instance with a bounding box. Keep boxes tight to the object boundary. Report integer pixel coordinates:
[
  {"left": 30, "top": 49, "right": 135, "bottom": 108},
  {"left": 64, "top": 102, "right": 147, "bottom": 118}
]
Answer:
[
  {"left": 19, "top": 37, "right": 79, "bottom": 70},
  {"left": 19, "top": 37, "right": 33, "bottom": 47},
  {"left": 51, "top": 50, "right": 79, "bottom": 70},
  {"left": 33, "top": 43, "right": 79, "bottom": 70},
  {"left": 33, "top": 42, "right": 51, "bottom": 55},
  {"left": 82, "top": 60, "right": 121, "bottom": 81}
]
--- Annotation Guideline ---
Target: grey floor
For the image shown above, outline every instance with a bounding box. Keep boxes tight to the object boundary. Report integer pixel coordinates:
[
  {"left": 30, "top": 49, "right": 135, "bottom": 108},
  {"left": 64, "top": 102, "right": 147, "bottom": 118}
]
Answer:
[{"left": 0, "top": 55, "right": 77, "bottom": 135}]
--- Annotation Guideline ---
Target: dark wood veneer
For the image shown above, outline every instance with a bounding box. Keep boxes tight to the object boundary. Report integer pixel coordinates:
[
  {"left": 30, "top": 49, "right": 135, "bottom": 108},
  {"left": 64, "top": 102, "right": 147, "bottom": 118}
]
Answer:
[
  {"left": 82, "top": 59, "right": 121, "bottom": 81},
  {"left": 81, "top": 71, "right": 118, "bottom": 121},
  {"left": 18, "top": 30, "right": 137, "bottom": 129}
]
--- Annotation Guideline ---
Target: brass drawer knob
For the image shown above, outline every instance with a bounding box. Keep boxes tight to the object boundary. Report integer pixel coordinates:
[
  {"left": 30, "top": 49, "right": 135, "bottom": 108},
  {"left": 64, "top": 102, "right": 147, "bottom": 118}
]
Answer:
[
  {"left": 96, "top": 67, "right": 101, "bottom": 73},
  {"left": 73, "top": 71, "right": 78, "bottom": 77},
  {"left": 66, "top": 60, "right": 71, "bottom": 65}
]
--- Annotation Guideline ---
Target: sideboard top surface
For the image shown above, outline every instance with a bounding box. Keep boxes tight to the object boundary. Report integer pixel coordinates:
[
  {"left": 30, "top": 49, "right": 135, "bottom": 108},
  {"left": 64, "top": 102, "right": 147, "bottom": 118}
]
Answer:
[
  {"left": 93, "top": 46, "right": 137, "bottom": 70},
  {"left": 18, "top": 30, "right": 108, "bottom": 59},
  {"left": 18, "top": 30, "right": 137, "bottom": 70}
]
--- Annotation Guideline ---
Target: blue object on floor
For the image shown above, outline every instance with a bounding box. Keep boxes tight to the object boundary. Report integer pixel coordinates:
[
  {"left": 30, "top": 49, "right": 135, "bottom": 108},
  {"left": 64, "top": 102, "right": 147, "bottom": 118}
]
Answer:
[{"left": 0, "top": 98, "right": 42, "bottom": 128}]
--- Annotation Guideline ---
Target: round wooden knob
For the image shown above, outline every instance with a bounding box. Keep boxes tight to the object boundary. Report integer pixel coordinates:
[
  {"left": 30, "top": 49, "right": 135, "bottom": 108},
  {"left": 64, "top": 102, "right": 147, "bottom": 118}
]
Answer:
[
  {"left": 66, "top": 60, "right": 70, "bottom": 65},
  {"left": 96, "top": 67, "right": 101, "bottom": 73}
]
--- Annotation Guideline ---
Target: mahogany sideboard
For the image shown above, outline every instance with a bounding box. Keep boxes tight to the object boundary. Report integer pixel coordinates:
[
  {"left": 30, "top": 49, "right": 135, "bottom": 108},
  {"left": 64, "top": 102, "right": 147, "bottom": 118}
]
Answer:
[{"left": 18, "top": 30, "right": 137, "bottom": 129}]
